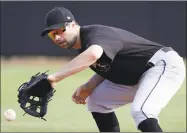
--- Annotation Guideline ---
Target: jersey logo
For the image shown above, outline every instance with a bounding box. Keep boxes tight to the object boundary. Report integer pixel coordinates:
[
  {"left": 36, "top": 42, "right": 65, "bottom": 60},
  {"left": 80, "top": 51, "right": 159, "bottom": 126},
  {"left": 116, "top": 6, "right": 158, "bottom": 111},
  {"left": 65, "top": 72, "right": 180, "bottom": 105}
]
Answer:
[{"left": 92, "top": 62, "right": 110, "bottom": 72}]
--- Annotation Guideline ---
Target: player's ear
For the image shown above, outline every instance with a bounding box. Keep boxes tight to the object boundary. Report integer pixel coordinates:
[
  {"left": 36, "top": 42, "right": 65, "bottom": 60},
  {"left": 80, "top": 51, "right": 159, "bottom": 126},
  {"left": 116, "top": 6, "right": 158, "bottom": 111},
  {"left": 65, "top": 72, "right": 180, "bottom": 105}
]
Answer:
[
  {"left": 71, "top": 21, "right": 78, "bottom": 28},
  {"left": 71, "top": 22, "right": 76, "bottom": 28}
]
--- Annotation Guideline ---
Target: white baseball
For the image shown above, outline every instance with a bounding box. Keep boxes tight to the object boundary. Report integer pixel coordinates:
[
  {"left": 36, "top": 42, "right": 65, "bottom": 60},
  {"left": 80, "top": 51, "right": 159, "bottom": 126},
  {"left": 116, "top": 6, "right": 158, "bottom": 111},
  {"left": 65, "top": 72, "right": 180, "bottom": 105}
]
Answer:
[{"left": 4, "top": 109, "right": 16, "bottom": 121}]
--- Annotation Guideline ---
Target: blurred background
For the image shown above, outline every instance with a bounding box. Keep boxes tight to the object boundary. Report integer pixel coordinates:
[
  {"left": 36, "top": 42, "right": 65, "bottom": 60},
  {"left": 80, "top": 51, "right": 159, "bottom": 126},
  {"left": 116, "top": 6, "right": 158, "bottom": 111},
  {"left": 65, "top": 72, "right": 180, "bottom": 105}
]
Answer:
[
  {"left": 1, "top": 1, "right": 186, "bottom": 57},
  {"left": 1, "top": 1, "right": 186, "bottom": 132}
]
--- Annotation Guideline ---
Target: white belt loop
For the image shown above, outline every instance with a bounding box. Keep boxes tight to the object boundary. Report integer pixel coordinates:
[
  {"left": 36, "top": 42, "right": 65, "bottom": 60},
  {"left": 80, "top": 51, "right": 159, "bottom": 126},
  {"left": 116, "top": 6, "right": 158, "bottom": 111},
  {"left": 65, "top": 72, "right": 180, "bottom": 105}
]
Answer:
[
  {"left": 148, "top": 47, "right": 173, "bottom": 65},
  {"left": 148, "top": 49, "right": 164, "bottom": 65}
]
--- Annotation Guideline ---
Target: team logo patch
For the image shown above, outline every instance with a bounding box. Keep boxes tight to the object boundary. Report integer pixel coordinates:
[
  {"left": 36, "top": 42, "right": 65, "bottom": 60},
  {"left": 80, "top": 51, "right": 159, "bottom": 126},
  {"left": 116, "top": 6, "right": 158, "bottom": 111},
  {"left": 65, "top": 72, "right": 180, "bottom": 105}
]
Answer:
[{"left": 92, "top": 62, "right": 110, "bottom": 72}]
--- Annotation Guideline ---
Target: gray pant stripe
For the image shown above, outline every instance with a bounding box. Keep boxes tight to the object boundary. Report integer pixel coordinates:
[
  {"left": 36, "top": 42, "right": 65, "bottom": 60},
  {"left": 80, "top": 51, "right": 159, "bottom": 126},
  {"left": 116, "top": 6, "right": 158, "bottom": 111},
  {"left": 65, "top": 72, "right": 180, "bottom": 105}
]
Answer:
[{"left": 140, "top": 60, "right": 166, "bottom": 118}]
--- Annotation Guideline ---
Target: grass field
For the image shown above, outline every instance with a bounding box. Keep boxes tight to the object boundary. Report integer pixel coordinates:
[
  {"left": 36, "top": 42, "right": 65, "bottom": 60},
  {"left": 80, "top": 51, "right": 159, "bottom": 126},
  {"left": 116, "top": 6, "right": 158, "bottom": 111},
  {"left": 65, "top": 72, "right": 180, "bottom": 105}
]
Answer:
[{"left": 1, "top": 57, "right": 186, "bottom": 132}]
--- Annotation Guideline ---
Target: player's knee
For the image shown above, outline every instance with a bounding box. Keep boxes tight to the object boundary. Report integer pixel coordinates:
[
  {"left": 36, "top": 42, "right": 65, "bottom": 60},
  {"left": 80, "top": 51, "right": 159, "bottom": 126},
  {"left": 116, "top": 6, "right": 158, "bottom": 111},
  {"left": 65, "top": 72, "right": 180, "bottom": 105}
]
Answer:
[
  {"left": 131, "top": 104, "right": 149, "bottom": 127},
  {"left": 131, "top": 108, "right": 159, "bottom": 128},
  {"left": 86, "top": 96, "right": 114, "bottom": 113},
  {"left": 131, "top": 110, "right": 146, "bottom": 127},
  {"left": 86, "top": 96, "right": 103, "bottom": 113},
  {"left": 86, "top": 96, "right": 97, "bottom": 112}
]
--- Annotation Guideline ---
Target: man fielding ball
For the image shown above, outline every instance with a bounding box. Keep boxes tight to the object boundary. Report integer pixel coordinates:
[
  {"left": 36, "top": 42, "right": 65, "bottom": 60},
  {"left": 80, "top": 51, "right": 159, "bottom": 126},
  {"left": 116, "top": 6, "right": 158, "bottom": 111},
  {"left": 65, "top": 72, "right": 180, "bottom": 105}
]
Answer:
[{"left": 41, "top": 7, "right": 185, "bottom": 132}]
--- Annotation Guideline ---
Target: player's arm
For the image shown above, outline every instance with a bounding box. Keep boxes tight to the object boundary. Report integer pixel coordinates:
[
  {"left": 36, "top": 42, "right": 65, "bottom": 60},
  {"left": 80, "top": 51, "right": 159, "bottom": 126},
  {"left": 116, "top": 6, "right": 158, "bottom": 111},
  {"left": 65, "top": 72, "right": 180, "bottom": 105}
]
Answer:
[
  {"left": 48, "top": 45, "right": 103, "bottom": 83},
  {"left": 72, "top": 73, "right": 105, "bottom": 104},
  {"left": 84, "top": 73, "right": 105, "bottom": 90}
]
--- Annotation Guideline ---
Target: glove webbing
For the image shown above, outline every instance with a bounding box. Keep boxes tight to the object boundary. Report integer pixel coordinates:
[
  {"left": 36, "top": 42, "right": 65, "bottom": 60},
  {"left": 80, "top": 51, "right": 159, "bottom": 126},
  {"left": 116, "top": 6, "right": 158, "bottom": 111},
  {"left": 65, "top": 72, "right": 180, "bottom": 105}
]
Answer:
[{"left": 18, "top": 71, "right": 56, "bottom": 121}]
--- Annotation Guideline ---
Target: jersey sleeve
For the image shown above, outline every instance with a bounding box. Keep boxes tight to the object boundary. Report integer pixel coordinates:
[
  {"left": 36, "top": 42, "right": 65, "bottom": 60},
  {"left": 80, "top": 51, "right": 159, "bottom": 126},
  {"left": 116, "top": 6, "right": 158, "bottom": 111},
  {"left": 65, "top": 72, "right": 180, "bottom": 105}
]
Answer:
[{"left": 84, "top": 30, "right": 123, "bottom": 61}]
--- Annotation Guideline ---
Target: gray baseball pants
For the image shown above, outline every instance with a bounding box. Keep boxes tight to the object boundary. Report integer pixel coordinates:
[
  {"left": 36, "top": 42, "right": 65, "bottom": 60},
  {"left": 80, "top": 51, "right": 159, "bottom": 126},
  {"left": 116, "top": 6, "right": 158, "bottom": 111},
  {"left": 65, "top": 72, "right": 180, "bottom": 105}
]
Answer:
[{"left": 86, "top": 47, "right": 185, "bottom": 128}]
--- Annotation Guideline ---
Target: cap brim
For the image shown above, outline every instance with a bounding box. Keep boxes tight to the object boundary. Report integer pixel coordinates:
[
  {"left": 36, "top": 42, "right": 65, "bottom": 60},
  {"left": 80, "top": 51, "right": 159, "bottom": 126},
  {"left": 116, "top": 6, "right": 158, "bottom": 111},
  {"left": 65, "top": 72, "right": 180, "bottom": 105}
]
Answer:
[{"left": 40, "top": 23, "right": 65, "bottom": 37}]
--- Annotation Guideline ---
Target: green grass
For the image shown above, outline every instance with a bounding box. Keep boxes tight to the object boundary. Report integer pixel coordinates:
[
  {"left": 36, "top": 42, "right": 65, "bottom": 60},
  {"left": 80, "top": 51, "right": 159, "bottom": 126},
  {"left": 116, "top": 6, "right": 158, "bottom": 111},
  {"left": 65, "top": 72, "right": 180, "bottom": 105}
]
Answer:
[{"left": 1, "top": 61, "right": 186, "bottom": 132}]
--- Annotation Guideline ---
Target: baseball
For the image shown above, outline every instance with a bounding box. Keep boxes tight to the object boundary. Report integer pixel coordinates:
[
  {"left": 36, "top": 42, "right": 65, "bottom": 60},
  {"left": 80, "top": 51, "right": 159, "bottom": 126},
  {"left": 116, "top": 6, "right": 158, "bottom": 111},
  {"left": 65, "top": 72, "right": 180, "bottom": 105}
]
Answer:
[{"left": 4, "top": 109, "right": 16, "bottom": 121}]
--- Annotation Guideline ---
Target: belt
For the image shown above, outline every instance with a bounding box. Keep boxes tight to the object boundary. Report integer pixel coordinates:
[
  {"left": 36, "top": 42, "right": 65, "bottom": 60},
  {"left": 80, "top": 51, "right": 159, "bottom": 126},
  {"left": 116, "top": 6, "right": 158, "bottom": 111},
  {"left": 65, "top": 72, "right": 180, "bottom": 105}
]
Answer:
[{"left": 144, "top": 47, "right": 174, "bottom": 71}]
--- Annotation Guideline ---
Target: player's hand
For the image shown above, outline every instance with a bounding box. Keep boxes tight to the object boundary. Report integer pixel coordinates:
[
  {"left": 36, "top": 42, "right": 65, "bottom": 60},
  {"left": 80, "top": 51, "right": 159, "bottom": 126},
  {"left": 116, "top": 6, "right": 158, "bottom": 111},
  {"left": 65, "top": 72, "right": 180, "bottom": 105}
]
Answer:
[
  {"left": 72, "top": 84, "right": 94, "bottom": 105},
  {"left": 47, "top": 75, "right": 57, "bottom": 88}
]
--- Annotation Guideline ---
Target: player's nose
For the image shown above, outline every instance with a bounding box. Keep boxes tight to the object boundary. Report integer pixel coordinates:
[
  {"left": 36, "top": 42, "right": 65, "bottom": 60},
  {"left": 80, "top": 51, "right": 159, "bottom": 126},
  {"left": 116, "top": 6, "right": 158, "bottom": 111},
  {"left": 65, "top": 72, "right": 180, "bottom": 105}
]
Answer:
[{"left": 55, "top": 35, "right": 61, "bottom": 41}]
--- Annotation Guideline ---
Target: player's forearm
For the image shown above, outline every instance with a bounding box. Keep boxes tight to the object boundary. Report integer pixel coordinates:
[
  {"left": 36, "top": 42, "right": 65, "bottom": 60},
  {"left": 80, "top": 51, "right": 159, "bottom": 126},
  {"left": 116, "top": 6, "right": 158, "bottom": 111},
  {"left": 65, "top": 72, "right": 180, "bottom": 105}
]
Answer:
[
  {"left": 85, "top": 74, "right": 105, "bottom": 90},
  {"left": 52, "top": 52, "right": 98, "bottom": 82},
  {"left": 50, "top": 45, "right": 103, "bottom": 83}
]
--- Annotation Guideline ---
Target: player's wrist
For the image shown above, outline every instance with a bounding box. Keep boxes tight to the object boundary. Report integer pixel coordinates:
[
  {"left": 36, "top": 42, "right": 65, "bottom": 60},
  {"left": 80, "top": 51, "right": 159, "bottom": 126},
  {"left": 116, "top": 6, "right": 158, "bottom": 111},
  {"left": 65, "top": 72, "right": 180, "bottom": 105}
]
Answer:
[
  {"left": 84, "top": 82, "right": 95, "bottom": 91},
  {"left": 47, "top": 74, "right": 58, "bottom": 83}
]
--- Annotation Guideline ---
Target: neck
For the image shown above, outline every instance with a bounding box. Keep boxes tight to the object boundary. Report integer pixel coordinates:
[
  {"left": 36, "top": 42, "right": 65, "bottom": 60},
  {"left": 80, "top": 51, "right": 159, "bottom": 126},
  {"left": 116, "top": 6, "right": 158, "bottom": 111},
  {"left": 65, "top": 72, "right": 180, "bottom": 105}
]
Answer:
[{"left": 72, "top": 26, "right": 81, "bottom": 49}]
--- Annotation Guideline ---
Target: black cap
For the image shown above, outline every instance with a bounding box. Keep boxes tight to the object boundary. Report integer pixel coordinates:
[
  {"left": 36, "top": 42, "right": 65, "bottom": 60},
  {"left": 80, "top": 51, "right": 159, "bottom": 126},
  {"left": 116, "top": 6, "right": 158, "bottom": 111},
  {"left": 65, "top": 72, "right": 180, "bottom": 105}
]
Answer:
[{"left": 41, "top": 7, "right": 75, "bottom": 37}]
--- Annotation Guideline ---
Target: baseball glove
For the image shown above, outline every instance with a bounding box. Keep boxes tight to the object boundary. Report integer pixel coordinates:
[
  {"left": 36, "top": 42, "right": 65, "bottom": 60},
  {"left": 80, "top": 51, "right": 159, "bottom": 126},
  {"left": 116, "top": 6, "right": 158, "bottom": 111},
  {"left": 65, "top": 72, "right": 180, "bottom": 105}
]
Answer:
[{"left": 17, "top": 70, "right": 56, "bottom": 121}]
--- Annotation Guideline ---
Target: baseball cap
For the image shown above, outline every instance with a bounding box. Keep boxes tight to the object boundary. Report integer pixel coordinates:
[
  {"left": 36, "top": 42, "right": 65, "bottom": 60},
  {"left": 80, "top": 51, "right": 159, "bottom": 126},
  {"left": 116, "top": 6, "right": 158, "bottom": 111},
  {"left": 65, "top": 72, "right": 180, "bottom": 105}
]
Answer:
[{"left": 41, "top": 7, "right": 75, "bottom": 37}]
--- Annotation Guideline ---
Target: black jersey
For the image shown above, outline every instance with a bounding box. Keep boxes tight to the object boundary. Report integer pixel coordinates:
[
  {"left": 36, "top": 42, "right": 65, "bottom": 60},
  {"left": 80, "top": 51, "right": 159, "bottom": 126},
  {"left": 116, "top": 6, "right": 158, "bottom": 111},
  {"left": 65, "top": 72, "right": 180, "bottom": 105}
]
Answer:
[{"left": 79, "top": 25, "right": 164, "bottom": 85}]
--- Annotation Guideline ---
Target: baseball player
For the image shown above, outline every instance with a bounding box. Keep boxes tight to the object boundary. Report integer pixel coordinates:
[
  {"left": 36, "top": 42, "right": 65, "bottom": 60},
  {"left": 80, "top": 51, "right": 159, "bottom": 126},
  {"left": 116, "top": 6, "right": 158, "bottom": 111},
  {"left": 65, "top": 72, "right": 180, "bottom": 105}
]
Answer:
[{"left": 41, "top": 7, "right": 186, "bottom": 132}]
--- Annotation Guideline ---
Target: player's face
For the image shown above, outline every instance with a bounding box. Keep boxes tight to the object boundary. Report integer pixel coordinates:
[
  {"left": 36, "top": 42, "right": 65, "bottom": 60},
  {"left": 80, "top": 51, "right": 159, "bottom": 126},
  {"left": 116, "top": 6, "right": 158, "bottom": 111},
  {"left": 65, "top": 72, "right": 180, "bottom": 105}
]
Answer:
[{"left": 48, "top": 23, "right": 77, "bottom": 48}]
